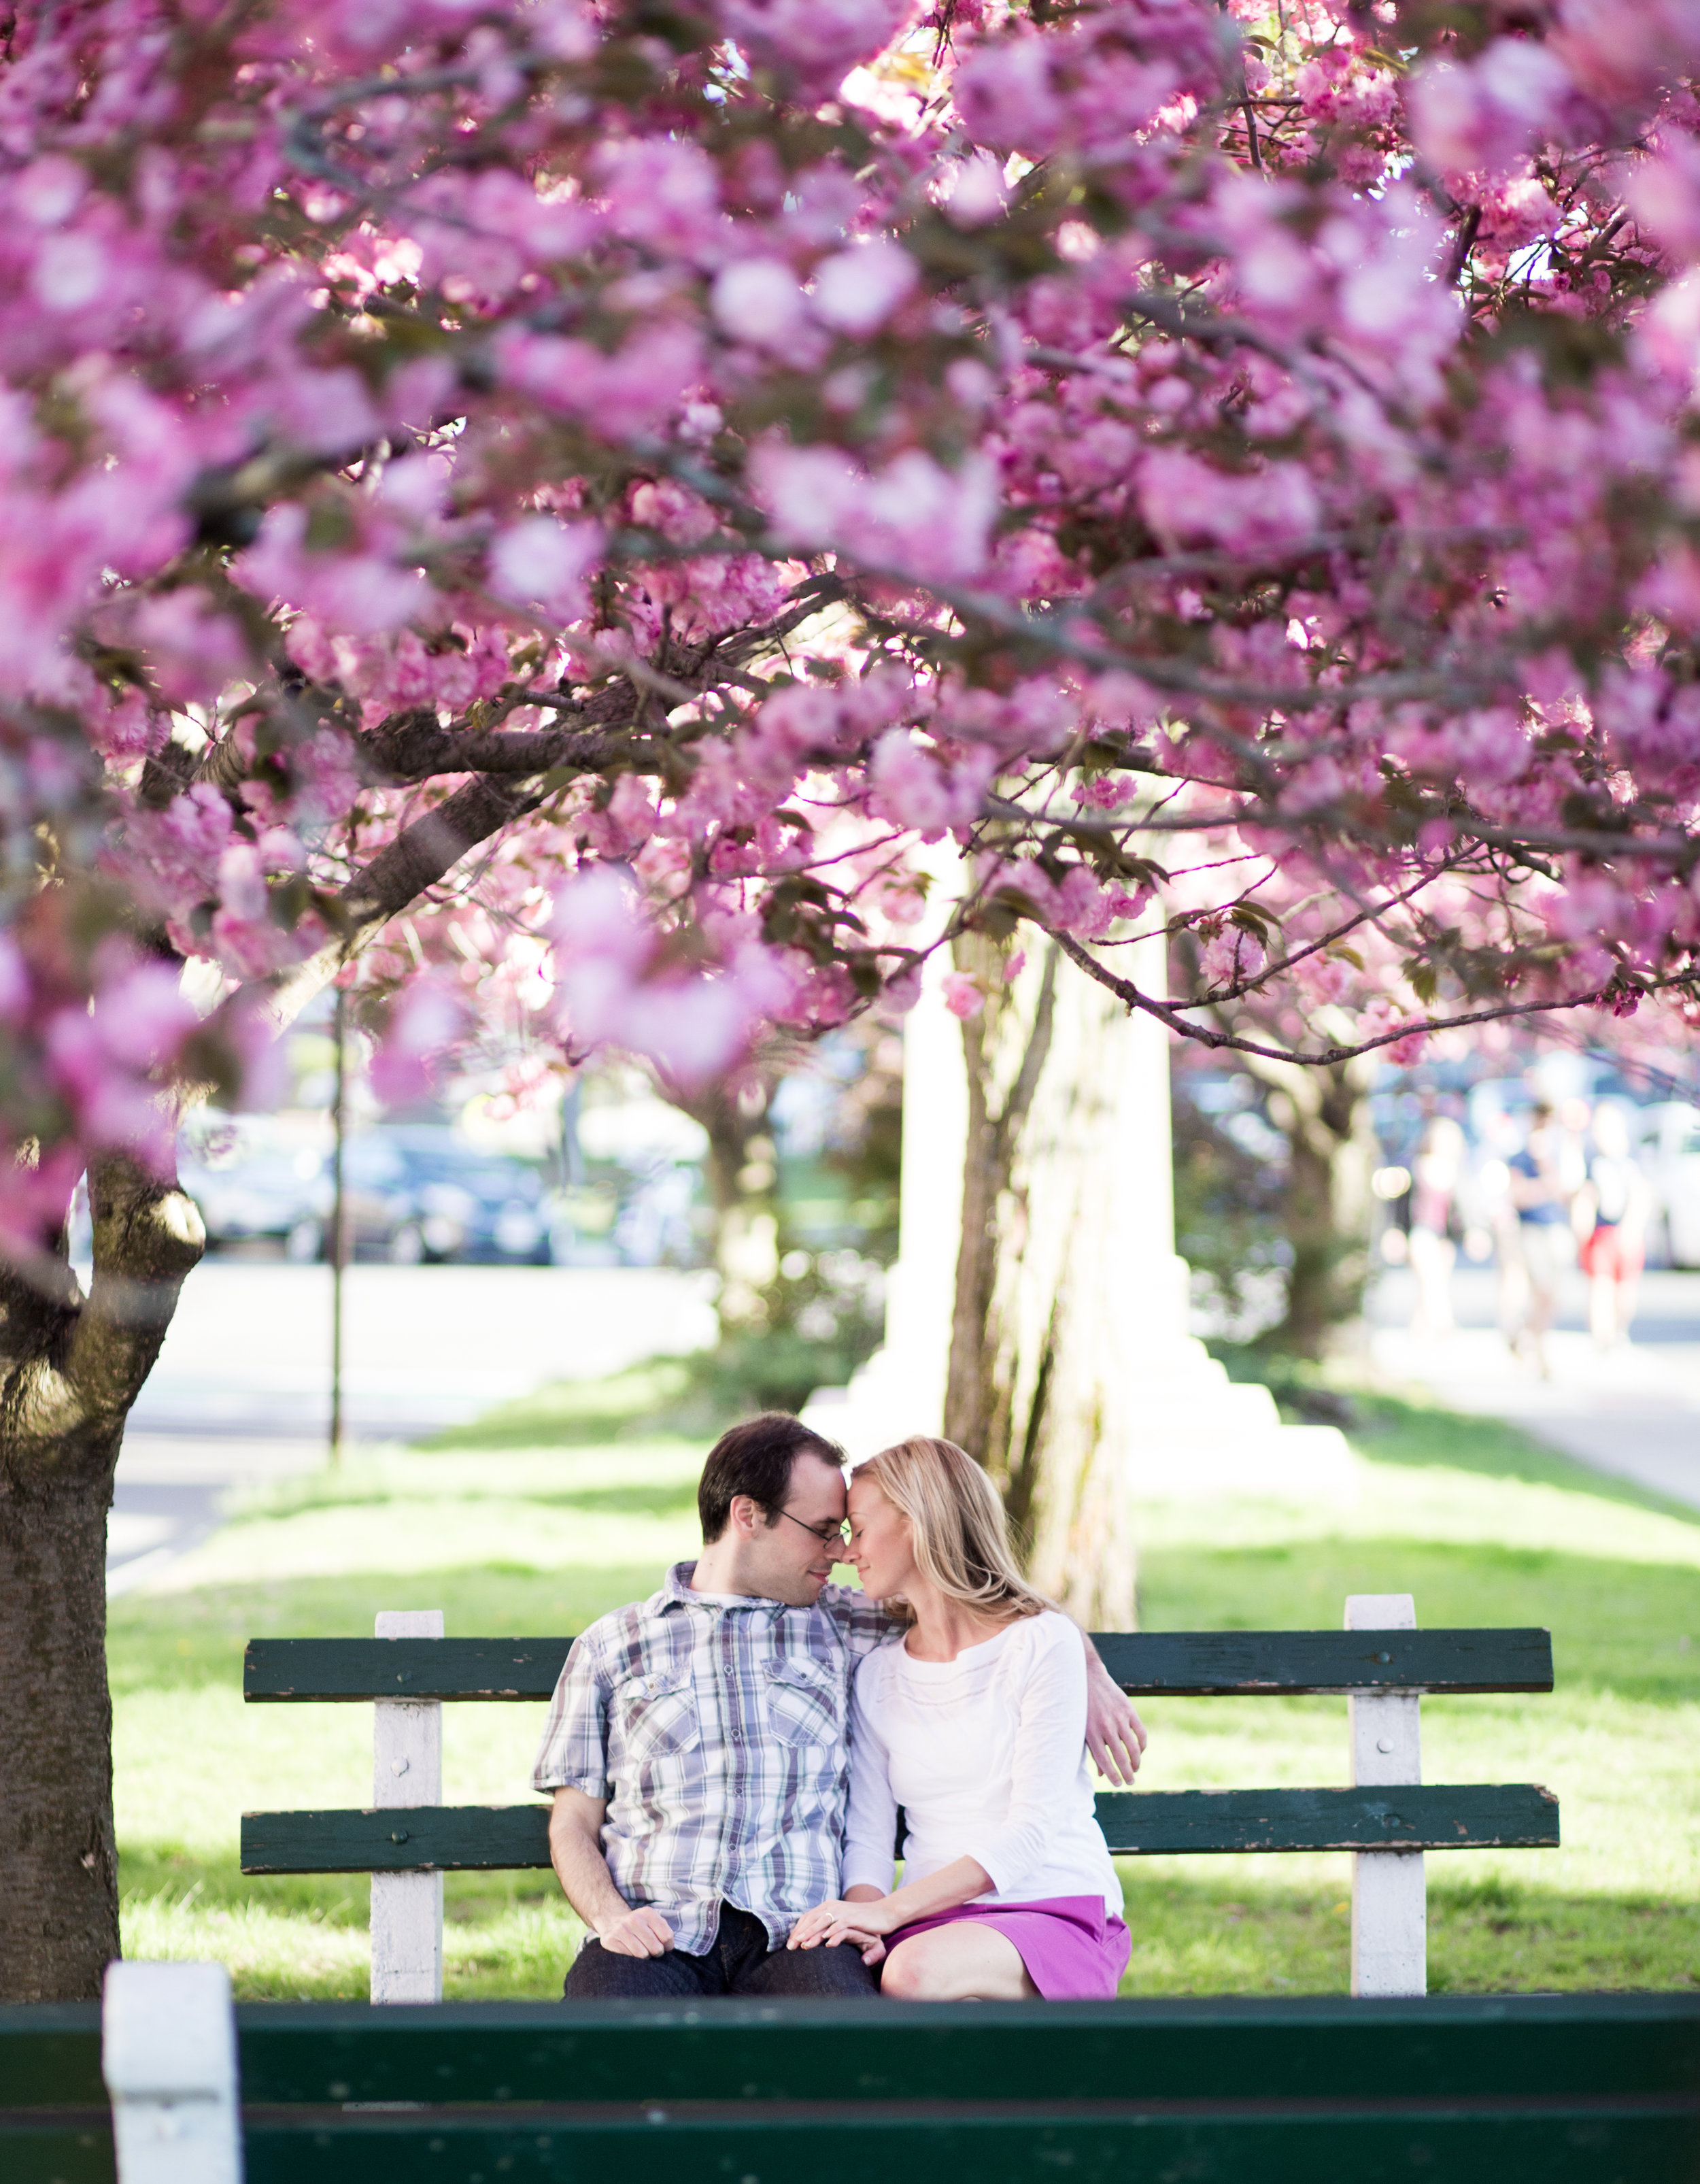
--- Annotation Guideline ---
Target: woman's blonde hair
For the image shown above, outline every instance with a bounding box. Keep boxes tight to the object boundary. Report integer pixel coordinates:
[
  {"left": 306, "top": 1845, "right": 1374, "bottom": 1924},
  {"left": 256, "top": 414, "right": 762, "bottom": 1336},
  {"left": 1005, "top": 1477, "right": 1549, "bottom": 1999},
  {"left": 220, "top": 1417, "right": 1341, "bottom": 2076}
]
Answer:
[{"left": 852, "top": 1436, "right": 1054, "bottom": 1624}]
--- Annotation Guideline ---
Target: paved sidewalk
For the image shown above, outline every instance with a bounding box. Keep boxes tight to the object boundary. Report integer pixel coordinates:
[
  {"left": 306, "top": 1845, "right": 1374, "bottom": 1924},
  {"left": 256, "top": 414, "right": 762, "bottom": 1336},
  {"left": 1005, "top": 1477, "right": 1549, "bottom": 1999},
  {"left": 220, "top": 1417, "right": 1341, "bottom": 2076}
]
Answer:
[
  {"left": 107, "top": 1261, "right": 716, "bottom": 1593},
  {"left": 1370, "top": 1268, "right": 1700, "bottom": 1513}
]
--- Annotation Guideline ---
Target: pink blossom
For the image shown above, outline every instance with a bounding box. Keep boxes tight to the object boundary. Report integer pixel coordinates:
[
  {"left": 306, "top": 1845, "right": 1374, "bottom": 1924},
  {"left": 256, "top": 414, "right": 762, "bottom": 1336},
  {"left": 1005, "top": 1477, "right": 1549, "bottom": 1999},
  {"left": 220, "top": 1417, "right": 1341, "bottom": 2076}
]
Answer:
[
  {"left": 581, "top": 773, "right": 658, "bottom": 858},
  {"left": 942, "top": 972, "right": 985, "bottom": 1018},
  {"left": 711, "top": 0, "right": 914, "bottom": 92},
  {"left": 1407, "top": 39, "right": 1572, "bottom": 179},
  {"left": 1138, "top": 448, "right": 1321, "bottom": 551},
  {"left": 753, "top": 443, "right": 998, "bottom": 582},
  {"left": 0, "top": 935, "right": 29, "bottom": 1021},
  {"left": 371, "top": 976, "right": 469, "bottom": 1107},
  {"left": 868, "top": 730, "right": 995, "bottom": 837},
  {"left": 495, "top": 323, "right": 704, "bottom": 441},
  {"left": 713, "top": 258, "right": 811, "bottom": 354},
  {"left": 235, "top": 504, "right": 428, "bottom": 634},
  {"left": 1052, "top": 866, "right": 1117, "bottom": 940},
  {"left": 811, "top": 240, "right": 917, "bottom": 335},
  {"left": 953, "top": 36, "right": 1061, "bottom": 154},
  {"left": 940, "top": 153, "right": 1010, "bottom": 230},
  {"left": 132, "top": 591, "right": 250, "bottom": 706},
  {"left": 488, "top": 518, "right": 604, "bottom": 624}
]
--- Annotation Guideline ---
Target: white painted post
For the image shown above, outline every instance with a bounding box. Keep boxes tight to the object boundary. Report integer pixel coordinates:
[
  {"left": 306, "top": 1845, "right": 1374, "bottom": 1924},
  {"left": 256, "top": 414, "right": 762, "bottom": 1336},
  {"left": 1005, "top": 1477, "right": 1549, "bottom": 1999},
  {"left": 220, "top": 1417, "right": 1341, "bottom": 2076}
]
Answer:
[
  {"left": 1346, "top": 1593, "right": 1426, "bottom": 1998},
  {"left": 103, "top": 1960, "right": 242, "bottom": 2184},
  {"left": 371, "top": 1608, "right": 443, "bottom": 2003}
]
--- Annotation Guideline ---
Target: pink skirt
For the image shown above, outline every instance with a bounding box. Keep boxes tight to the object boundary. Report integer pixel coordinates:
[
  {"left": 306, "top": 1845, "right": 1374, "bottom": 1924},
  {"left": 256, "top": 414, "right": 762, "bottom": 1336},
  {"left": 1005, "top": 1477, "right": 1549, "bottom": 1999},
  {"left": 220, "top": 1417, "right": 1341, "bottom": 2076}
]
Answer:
[{"left": 884, "top": 1894, "right": 1131, "bottom": 2000}]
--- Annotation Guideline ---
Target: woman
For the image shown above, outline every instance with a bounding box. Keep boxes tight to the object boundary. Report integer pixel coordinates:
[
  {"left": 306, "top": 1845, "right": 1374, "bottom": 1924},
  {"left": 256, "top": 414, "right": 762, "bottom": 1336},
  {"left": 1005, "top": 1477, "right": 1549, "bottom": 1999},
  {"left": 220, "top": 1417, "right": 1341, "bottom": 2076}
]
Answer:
[{"left": 787, "top": 1436, "right": 1129, "bottom": 2001}]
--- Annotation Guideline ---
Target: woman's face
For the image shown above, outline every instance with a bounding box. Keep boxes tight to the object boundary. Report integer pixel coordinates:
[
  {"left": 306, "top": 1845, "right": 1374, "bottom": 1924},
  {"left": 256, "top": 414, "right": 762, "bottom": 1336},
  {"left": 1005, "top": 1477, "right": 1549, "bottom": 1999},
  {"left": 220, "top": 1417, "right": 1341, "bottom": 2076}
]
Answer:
[{"left": 846, "top": 1473, "right": 917, "bottom": 1603}]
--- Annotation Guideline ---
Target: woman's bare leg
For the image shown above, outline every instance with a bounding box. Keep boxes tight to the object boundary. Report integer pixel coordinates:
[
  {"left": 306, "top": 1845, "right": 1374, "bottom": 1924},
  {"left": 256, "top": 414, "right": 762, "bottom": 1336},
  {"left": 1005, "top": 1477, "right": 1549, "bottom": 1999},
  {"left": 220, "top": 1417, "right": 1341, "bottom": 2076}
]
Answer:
[{"left": 880, "top": 1926, "right": 1037, "bottom": 2001}]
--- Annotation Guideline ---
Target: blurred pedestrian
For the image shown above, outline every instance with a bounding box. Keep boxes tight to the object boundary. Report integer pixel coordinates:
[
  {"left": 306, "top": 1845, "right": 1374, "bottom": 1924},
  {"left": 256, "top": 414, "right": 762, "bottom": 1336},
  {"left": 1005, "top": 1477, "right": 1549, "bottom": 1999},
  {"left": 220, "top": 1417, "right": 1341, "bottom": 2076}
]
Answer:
[
  {"left": 1408, "top": 1115, "right": 1464, "bottom": 1335},
  {"left": 1577, "top": 1103, "right": 1650, "bottom": 1351},
  {"left": 1504, "top": 1100, "right": 1574, "bottom": 1375}
]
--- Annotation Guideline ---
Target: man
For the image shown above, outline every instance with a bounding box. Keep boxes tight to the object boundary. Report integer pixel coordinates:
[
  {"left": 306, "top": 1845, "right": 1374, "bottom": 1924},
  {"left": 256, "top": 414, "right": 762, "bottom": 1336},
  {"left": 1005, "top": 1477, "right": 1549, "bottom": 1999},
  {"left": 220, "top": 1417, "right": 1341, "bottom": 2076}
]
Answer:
[{"left": 534, "top": 1411, "right": 1149, "bottom": 1999}]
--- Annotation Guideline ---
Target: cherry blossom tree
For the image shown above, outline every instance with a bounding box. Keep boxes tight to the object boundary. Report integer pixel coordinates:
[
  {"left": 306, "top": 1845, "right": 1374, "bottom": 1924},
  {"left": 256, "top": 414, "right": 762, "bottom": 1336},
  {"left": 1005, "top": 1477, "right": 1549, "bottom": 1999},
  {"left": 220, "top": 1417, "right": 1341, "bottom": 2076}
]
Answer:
[{"left": 7, "top": 0, "right": 1700, "bottom": 1995}]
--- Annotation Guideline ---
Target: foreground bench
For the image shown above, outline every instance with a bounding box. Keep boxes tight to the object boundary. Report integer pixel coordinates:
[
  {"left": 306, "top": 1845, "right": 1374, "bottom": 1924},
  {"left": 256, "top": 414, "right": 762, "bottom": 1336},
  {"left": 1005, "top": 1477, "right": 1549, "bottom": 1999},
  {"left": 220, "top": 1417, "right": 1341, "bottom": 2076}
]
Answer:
[
  {"left": 5, "top": 1975, "right": 1699, "bottom": 2183},
  {"left": 239, "top": 1593, "right": 1559, "bottom": 2000}
]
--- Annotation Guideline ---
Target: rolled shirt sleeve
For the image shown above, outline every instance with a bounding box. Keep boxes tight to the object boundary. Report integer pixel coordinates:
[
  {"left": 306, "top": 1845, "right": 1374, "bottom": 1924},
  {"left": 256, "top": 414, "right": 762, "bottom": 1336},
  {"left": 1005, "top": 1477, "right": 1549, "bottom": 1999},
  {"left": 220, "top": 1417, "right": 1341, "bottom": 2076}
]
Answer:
[
  {"left": 956, "top": 1617, "right": 1087, "bottom": 1898},
  {"left": 840, "top": 1649, "right": 900, "bottom": 1897},
  {"left": 531, "top": 1628, "right": 613, "bottom": 1796}
]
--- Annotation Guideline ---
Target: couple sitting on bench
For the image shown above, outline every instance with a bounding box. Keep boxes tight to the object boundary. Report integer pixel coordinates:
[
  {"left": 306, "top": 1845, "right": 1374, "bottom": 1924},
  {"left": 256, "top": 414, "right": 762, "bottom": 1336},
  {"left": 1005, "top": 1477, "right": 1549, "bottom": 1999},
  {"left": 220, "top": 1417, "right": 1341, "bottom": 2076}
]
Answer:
[{"left": 534, "top": 1411, "right": 1149, "bottom": 2002}]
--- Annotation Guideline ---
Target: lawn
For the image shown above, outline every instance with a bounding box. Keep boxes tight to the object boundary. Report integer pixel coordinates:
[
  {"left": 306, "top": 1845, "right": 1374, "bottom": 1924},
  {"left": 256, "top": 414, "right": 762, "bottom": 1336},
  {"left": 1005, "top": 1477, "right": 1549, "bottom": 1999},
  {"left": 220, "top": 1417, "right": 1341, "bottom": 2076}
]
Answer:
[{"left": 110, "top": 1364, "right": 1700, "bottom": 1999}]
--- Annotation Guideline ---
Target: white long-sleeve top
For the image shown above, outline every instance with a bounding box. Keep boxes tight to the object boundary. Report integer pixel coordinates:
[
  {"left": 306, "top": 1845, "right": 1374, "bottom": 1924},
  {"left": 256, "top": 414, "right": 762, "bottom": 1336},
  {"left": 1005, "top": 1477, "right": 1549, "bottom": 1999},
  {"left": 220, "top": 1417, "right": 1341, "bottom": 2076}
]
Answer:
[{"left": 841, "top": 1609, "right": 1121, "bottom": 1915}]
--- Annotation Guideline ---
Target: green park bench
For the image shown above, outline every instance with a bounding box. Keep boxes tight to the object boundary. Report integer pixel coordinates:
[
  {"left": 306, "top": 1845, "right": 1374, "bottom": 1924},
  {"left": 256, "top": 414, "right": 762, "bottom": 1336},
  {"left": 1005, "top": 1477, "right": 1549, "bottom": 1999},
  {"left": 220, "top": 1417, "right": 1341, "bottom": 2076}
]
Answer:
[
  {"left": 6, "top": 1983, "right": 1700, "bottom": 2183},
  {"left": 6, "top": 1593, "right": 1696, "bottom": 2180}
]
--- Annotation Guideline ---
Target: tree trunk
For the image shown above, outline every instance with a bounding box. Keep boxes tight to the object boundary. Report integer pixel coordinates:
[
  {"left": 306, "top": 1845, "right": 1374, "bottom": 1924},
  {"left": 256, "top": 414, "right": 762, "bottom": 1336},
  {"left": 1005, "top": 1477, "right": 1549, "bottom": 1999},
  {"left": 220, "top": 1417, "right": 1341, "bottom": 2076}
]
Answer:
[
  {"left": 944, "top": 939, "right": 1138, "bottom": 1628},
  {"left": 669, "top": 1077, "right": 778, "bottom": 1330},
  {"left": 1251, "top": 1058, "right": 1374, "bottom": 1360},
  {"left": 0, "top": 1157, "right": 204, "bottom": 2001}
]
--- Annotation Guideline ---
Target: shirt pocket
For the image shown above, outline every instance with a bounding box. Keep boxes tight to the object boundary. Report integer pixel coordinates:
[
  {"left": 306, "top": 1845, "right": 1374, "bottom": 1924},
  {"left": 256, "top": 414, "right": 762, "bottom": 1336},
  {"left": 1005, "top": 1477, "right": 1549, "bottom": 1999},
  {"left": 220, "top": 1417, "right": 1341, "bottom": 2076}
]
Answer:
[
  {"left": 622, "top": 1670, "right": 700, "bottom": 1764},
  {"left": 765, "top": 1656, "right": 843, "bottom": 1749}
]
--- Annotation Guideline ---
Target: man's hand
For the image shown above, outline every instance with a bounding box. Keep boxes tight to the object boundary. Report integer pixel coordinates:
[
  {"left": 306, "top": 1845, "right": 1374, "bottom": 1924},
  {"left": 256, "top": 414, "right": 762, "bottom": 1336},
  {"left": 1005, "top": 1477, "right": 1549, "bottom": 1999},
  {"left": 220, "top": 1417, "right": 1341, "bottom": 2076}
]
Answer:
[
  {"left": 548, "top": 1786, "right": 671, "bottom": 1954},
  {"left": 1084, "top": 1648, "right": 1148, "bottom": 1786},
  {"left": 596, "top": 1905, "right": 677, "bottom": 1958}
]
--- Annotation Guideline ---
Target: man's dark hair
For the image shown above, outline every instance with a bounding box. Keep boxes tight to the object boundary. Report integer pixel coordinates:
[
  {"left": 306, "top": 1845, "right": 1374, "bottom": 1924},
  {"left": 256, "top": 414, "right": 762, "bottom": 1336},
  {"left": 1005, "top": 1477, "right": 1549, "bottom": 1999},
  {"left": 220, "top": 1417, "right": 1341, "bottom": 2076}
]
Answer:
[{"left": 698, "top": 1412, "right": 846, "bottom": 1543}]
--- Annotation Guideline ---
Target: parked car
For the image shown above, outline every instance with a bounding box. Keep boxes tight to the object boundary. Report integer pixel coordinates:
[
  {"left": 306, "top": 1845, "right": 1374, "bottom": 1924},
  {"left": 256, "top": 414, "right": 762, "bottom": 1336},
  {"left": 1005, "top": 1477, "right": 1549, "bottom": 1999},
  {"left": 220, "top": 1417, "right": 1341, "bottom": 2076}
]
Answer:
[
  {"left": 177, "top": 1118, "right": 329, "bottom": 1259},
  {"left": 339, "top": 1128, "right": 552, "bottom": 1263}
]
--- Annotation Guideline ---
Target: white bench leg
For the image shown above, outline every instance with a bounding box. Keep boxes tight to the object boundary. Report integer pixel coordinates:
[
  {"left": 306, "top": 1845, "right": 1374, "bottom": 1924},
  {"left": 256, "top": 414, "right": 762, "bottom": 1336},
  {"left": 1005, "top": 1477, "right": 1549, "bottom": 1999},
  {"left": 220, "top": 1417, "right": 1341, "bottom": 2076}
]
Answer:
[
  {"left": 103, "top": 1960, "right": 243, "bottom": 2184},
  {"left": 1346, "top": 1594, "right": 1426, "bottom": 1998},
  {"left": 371, "top": 1609, "right": 444, "bottom": 2004}
]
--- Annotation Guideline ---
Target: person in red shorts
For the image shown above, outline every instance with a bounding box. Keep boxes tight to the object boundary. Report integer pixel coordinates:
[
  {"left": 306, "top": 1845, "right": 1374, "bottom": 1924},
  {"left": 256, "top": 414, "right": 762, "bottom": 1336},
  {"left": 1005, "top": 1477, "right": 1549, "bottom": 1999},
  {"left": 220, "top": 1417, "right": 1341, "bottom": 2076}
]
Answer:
[{"left": 1577, "top": 1103, "right": 1650, "bottom": 1351}]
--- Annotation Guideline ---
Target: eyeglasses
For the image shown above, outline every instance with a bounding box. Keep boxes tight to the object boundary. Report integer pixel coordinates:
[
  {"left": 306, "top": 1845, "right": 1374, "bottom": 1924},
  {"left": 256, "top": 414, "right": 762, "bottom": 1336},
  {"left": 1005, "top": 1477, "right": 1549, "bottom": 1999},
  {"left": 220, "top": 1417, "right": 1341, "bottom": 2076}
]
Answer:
[{"left": 770, "top": 1506, "right": 851, "bottom": 1549}]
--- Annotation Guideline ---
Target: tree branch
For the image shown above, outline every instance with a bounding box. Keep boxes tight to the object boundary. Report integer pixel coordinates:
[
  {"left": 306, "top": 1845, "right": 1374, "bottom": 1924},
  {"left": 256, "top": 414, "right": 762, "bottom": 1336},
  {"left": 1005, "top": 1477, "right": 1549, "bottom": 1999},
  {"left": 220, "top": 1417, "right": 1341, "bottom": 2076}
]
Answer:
[
  {"left": 1049, "top": 928, "right": 1647, "bottom": 1064},
  {"left": 256, "top": 771, "right": 547, "bottom": 1038}
]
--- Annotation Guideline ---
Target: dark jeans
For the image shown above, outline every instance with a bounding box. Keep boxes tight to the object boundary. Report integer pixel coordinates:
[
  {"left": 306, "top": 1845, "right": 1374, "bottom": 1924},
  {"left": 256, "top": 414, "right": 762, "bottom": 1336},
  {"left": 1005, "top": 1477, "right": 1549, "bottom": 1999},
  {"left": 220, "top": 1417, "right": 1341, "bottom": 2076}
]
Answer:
[{"left": 563, "top": 1902, "right": 879, "bottom": 2000}]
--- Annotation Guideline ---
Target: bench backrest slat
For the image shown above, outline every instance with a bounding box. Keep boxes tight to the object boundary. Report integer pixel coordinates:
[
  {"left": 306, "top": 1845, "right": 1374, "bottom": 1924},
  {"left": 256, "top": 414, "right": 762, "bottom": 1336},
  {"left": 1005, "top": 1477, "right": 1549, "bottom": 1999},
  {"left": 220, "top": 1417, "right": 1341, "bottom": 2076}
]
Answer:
[{"left": 241, "top": 1627, "right": 1554, "bottom": 1702}]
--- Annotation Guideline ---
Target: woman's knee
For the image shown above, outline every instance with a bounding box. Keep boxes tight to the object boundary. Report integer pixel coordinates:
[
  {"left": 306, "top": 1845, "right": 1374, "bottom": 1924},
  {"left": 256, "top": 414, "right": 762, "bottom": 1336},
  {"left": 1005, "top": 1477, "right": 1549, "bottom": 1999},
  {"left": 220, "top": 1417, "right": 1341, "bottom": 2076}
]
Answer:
[{"left": 880, "top": 1934, "right": 944, "bottom": 1998}]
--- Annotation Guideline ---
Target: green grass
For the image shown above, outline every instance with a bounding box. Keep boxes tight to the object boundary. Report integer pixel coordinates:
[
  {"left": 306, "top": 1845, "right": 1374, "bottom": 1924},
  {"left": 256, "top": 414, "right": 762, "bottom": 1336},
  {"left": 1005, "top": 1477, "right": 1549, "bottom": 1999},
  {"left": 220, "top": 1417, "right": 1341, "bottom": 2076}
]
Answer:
[{"left": 110, "top": 1368, "right": 1700, "bottom": 2000}]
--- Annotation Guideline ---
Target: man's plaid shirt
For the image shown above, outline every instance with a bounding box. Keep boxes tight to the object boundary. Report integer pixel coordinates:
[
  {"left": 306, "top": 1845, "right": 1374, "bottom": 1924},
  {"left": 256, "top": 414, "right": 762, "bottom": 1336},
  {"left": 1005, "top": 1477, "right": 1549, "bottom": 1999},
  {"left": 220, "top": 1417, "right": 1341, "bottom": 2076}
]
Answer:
[{"left": 532, "top": 1560, "right": 896, "bottom": 1955}]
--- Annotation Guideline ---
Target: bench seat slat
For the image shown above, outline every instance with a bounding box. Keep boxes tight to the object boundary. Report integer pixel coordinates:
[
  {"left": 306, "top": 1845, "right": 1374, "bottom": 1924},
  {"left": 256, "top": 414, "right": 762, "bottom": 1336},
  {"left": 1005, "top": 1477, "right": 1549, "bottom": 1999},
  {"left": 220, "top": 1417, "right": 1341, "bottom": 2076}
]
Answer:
[
  {"left": 242, "top": 1628, "right": 1554, "bottom": 1703},
  {"left": 239, "top": 1785, "right": 1559, "bottom": 1875}
]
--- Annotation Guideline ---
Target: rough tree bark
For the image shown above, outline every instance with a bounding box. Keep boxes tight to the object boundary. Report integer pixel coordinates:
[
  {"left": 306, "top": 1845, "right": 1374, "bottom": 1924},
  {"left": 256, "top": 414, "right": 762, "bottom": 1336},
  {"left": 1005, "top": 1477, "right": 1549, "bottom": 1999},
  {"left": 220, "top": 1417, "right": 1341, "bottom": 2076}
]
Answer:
[
  {"left": 943, "top": 939, "right": 1139, "bottom": 1628},
  {"left": 0, "top": 1157, "right": 204, "bottom": 2001}
]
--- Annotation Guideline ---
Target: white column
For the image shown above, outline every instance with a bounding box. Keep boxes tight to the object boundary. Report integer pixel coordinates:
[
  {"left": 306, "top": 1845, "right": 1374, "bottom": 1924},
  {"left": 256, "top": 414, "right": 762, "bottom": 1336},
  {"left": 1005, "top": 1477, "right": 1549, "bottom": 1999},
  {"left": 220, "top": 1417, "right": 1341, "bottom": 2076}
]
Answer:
[
  {"left": 371, "top": 1608, "right": 443, "bottom": 2004},
  {"left": 103, "top": 1960, "right": 242, "bottom": 2184},
  {"left": 1346, "top": 1592, "right": 1426, "bottom": 1998}
]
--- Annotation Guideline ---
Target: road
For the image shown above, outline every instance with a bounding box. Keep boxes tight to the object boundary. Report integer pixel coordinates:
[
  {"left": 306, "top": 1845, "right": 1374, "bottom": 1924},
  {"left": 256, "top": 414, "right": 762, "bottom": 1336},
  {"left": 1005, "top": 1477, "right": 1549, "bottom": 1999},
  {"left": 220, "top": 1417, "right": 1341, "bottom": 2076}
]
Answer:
[
  {"left": 1369, "top": 1265, "right": 1700, "bottom": 1512},
  {"left": 107, "top": 1260, "right": 716, "bottom": 1594}
]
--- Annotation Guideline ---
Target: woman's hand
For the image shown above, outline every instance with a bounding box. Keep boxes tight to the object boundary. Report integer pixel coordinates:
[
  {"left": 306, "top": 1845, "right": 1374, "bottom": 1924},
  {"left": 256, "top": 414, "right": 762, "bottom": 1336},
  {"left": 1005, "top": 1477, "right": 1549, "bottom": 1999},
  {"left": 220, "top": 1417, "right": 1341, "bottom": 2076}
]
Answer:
[{"left": 787, "top": 1894, "right": 901, "bottom": 1952}]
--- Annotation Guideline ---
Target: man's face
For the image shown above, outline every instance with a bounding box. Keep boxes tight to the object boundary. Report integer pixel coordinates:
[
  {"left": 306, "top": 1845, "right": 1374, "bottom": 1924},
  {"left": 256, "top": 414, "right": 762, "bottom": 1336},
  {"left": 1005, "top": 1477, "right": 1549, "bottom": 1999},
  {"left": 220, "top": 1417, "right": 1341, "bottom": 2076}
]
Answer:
[{"left": 737, "top": 1451, "right": 848, "bottom": 1607}]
